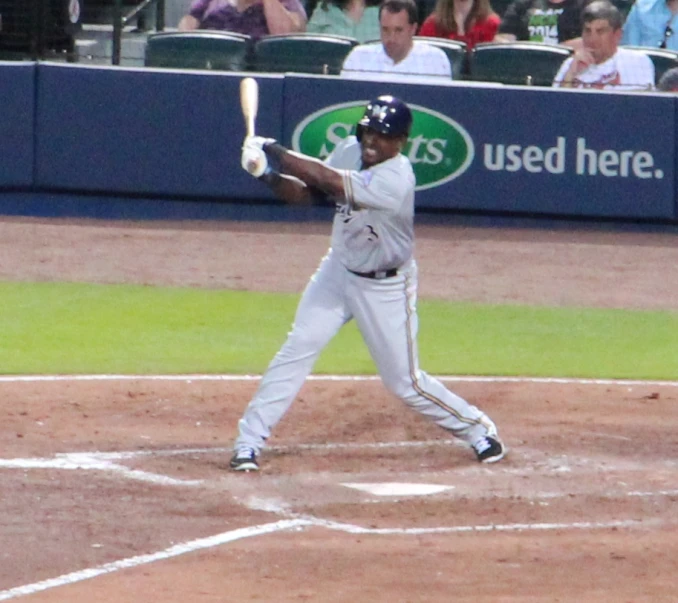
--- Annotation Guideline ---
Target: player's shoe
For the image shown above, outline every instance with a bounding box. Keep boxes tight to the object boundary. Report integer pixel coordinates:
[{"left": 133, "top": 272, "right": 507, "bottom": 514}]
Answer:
[
  {"left": 473, "top": 435, "right": 506, "bottom": 463},
  {"left": 229, "top": 449, "right": 259, "bottom": 472}
]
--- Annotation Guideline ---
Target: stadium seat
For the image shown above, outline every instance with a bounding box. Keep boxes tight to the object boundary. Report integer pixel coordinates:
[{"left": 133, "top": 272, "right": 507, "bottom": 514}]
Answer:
[
  {"left": 252, "top": 33, "right": 359, "bottom": 75},
  {"left": 413, "top": 36, "right": 468, "bottom": 79},
  {"left": 621, "top": 46, "right": 678, "bottom": 85},
  {"left": 470, "top": 41, "right": 573, "bottom": 86},
  {"left": 144, "top": 31, "right": 253, "bottom": 71}
]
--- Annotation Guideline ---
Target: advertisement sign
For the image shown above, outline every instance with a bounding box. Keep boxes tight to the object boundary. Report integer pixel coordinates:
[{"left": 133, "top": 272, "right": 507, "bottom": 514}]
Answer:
[
  {"left": 283, "top": 76, "right": 675, "bottom": 219},
  {"left": 292, "top": 101, "right": 474, "bottom": 191}
]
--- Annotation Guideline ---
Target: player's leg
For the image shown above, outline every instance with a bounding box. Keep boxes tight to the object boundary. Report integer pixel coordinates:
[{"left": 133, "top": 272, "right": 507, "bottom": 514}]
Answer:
[
  {"left": 233, "top": 253, "right": 350, "bottom": 461},
  {"left": 349, "top": 263, "right": 504, "bottom": 461}
]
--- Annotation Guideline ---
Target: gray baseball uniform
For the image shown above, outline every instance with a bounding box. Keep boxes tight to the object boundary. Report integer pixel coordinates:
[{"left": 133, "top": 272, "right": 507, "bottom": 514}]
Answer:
[{"left": 233, "top": 136, "right": 498, "bottom": 455}]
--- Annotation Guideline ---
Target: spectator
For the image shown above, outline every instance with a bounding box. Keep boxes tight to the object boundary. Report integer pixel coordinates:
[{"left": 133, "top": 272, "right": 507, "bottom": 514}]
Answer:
[
  {"left": 178, "top": 0, "right": 307, "bottom": 38},
  {"left": 341, "top": 0, "right": 453, "bottom": 79},
  {"left": 494, "top": 0, "right": 591, "bottom": 47},
  {"left": 553, "top": 1, "right": 655, "bottom": 90},
  {"left": 307, "top": 0, "right": 381, "bottom": 42},
  {"left": 622, "top": 0, "right": 678, "bottom": 50},
  {"left": 419, "top": 0, "right": 500, "bottom": 50},
  {"left": 657, "top": 65, "right": 678, "bottom": 89}
]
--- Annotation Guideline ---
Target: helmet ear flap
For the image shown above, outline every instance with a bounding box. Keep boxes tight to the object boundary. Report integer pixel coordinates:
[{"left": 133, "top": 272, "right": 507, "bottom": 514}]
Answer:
[{"left": 355, "top": 123, "right": 364, "bottom": 142}]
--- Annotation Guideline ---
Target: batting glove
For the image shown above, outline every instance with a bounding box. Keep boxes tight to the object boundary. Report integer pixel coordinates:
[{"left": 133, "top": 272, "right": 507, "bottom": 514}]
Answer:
[
  {"left": 244, "top": 136, "right": 277, "bottom": 152},
  {"left": 241, "top": 144, "right": 270, "bottom": 179}
]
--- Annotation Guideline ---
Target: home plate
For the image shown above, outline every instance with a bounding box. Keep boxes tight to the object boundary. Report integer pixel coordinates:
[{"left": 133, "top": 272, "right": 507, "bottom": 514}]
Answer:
[{"left": 341, "top": 482, "right": 454, "bottom": 496}]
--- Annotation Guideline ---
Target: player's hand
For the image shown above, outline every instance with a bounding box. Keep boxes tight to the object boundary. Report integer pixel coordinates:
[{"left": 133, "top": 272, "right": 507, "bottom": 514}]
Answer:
[
  {"left": 241, "top": 142, "right": 269, "bottom": 178},
  {"left": 244, "top": 136, "right": 277, "bottom": 152}
]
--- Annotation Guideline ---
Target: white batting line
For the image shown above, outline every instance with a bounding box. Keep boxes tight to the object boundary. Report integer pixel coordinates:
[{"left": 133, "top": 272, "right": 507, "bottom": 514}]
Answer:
[
  {"left": 0, "top": 515, "right": 661, "bottom": 602},
  {"left": 313, "top": 517, "right": 659, "bottom": 535},
  {"left": 0, "top": 374, "right": 676, "bottom": 386},
  {"left": 0, "top": 519, "right": 311, "bottom": 601},
  {"left": 3, "top": 446, "right": 678, "bottom": 502},
  {"left": 0, "top": 454, "right": 203, "bottom": 487},
  {"left": 47, "top": 439, "right": 463, "bottom": 462}
]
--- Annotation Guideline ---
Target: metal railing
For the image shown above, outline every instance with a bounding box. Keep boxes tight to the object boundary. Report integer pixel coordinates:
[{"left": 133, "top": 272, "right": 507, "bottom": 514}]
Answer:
[{"left": 111, "top": 0, "right": 165, "bottom": 65}]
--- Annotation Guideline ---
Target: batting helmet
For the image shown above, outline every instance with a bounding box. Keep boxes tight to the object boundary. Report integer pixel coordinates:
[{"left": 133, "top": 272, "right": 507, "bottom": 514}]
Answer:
[{"left": 356, "top": 95, "right": 412, "bottom": 141}]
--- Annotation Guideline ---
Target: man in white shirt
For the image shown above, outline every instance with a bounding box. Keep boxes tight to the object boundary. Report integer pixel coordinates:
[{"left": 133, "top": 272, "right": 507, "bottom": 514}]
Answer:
[
  {"left": 553, "top": 0, "right": 655, "bottom": 90},
  {"left": 340, "top": 0, "right": 452, "bottom": 82}
]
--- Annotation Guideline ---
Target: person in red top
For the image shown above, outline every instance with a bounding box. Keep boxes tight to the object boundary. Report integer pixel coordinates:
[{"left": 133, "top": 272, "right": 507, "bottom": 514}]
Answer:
[{"left": 418, "top": 0, "right": 499, "bottom": 49}]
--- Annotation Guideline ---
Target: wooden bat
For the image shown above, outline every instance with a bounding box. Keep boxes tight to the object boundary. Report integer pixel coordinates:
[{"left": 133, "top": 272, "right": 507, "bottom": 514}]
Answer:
[{"left": 239, "top": 77, "right": 259, "bottom": 139}]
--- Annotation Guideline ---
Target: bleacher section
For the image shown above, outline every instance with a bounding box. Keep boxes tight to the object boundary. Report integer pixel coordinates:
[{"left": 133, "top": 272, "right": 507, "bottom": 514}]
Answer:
[{"left": 141, "top": 31, "right": 676, "bottom": 88}]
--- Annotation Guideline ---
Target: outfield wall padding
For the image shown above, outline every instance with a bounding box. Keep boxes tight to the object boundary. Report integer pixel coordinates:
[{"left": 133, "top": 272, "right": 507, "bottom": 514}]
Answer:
[
  {"left": 0, "top": 62, "right": 35, "bottom": 189},
  {"left": 0, "top": 62, "right": 675, "bottom": 222}
]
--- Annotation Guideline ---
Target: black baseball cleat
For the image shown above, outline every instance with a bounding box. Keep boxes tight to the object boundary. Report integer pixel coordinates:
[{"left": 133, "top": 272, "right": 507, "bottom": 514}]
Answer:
[
  {"left": 230, "top": 449, "right": 259, "bottom": 472},
  {"left": 473, "top": 436, "right": 506, "bottom": 463}
]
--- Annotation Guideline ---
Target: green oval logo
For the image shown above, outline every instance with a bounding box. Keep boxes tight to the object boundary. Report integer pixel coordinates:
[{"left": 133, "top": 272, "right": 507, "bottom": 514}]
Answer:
[{"left": 291, "top": 101, "right": 474, "bottom": 190}]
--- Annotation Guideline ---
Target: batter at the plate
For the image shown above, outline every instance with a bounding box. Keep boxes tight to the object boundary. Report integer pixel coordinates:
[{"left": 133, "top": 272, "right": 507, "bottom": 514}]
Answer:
[{"left": 231, "top": 94, "right": 506, "bottom": 472}]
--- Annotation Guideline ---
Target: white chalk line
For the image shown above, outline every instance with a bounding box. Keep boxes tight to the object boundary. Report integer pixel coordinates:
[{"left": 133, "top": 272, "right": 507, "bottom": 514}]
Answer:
[
  {"left": 0, "top": 519, "right": 311, "bottom": 601},
  {"left": 3, "top": 443, "right": 678, "bottom": 502},
  {"left": 0, "top": 515, "right": 662, "bottom": 602},
  {"left": 0, "top": 440, "right": 465, "bottom": 488},
  {"left": 0, "top": 374, "right": 676, "bottom": 386},
  {"left": 0, "top": 452, "right": 204, "bottom": 487},
  {"left": 0, "top": 373, "right": 673, "bottom": 599},
  {"left": 1, "top": 442, "right": 676, "bottom": 600}
]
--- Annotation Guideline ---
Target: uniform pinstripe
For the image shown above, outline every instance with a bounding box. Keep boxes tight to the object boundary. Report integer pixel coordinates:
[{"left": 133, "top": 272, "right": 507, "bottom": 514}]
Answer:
[{"left": 233, "top": 136, "right": 500, "bottom": 459}]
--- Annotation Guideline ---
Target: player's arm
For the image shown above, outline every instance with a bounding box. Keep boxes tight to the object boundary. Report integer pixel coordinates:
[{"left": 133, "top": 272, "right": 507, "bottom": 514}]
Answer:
[
  {"left": 260, "top": 171, "right": 327, "bottom": 206},
  {"left": 265, "top": 142, "right": 345, "bottom": 199},
  {"left": 241, "top": 137, "right": 337, "bottom": 206}
]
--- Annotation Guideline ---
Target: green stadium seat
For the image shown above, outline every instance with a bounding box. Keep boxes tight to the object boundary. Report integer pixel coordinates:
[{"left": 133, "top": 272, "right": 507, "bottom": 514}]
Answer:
[
  {"left": 252, "top": 33, "right": 359, "bottom": 75},
  {"left": 144, "top": 31, "right": 253, "bottom": 71},
  {"left": 470, "top": 41, "right": 573, "bottom": 86},
  {"left": 413, "top": 36, "right": 468, "bottom": 79},
  {"left": 621, "top": 46, "right": 678, "bottom": 85}
]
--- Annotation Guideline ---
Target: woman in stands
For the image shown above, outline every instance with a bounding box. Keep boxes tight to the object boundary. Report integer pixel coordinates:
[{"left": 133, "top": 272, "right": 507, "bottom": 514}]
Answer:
[
  {"left": 418, "top": 0, "right": 500, "bottom": 49},
  {"left": 178, "top": 0, "right": 307, "bottom": 39},
  {"left": 306, "top": 0, "right": 381, "bottom": 43}
]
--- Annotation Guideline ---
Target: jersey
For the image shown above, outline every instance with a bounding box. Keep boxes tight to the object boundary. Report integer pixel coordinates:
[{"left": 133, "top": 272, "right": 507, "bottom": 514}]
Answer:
[
  {"left": 498, "top": 0, "right": 588, "bottom": 44},
  {"left": 553, "top": 48, "right": 655, "bottom": 90},
  {"left": 324, "top": 136, "right": 415, "bottom": 274}
]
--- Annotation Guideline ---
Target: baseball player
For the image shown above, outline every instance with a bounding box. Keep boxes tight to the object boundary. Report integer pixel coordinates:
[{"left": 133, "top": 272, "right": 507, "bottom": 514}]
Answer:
[{"left": 231, "top": 95, "right": 506, "bottom": 471}]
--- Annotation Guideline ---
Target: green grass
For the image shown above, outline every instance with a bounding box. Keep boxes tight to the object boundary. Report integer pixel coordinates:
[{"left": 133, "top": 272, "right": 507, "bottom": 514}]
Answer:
[{"left": 0, "top": 281, "right": 675, "bottom": 379}]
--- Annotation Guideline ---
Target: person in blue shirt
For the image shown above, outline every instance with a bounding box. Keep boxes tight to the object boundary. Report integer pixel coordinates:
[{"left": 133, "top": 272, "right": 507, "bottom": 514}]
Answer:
[{"left": 621, "top": 0, "right": 678, "bottom": 50}]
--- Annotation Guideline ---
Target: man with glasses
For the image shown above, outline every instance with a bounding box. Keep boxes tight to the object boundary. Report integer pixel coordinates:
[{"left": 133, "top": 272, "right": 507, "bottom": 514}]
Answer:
[
  {"left": 553, "top": 1, "right": 655, "bottom": 89},
  {"left": 622, "top": 0, "right": 678, "bottom": 50}
]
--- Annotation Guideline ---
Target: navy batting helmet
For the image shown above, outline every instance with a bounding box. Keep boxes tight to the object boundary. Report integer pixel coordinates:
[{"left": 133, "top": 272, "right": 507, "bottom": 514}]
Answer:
[{"left": 356, "top": 95, "right": 412, "bottom": 141}]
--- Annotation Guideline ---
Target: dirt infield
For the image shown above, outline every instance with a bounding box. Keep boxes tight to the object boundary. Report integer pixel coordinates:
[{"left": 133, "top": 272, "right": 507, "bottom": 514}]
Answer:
[{"left": 0, "top": 217, "right": 677, "bottom": 602}]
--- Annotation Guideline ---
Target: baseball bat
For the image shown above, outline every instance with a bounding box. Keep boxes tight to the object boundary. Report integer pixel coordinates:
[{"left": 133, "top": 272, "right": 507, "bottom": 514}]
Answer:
[{"left": 239, "top": 77, "right": 259, "bottom": 139}]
